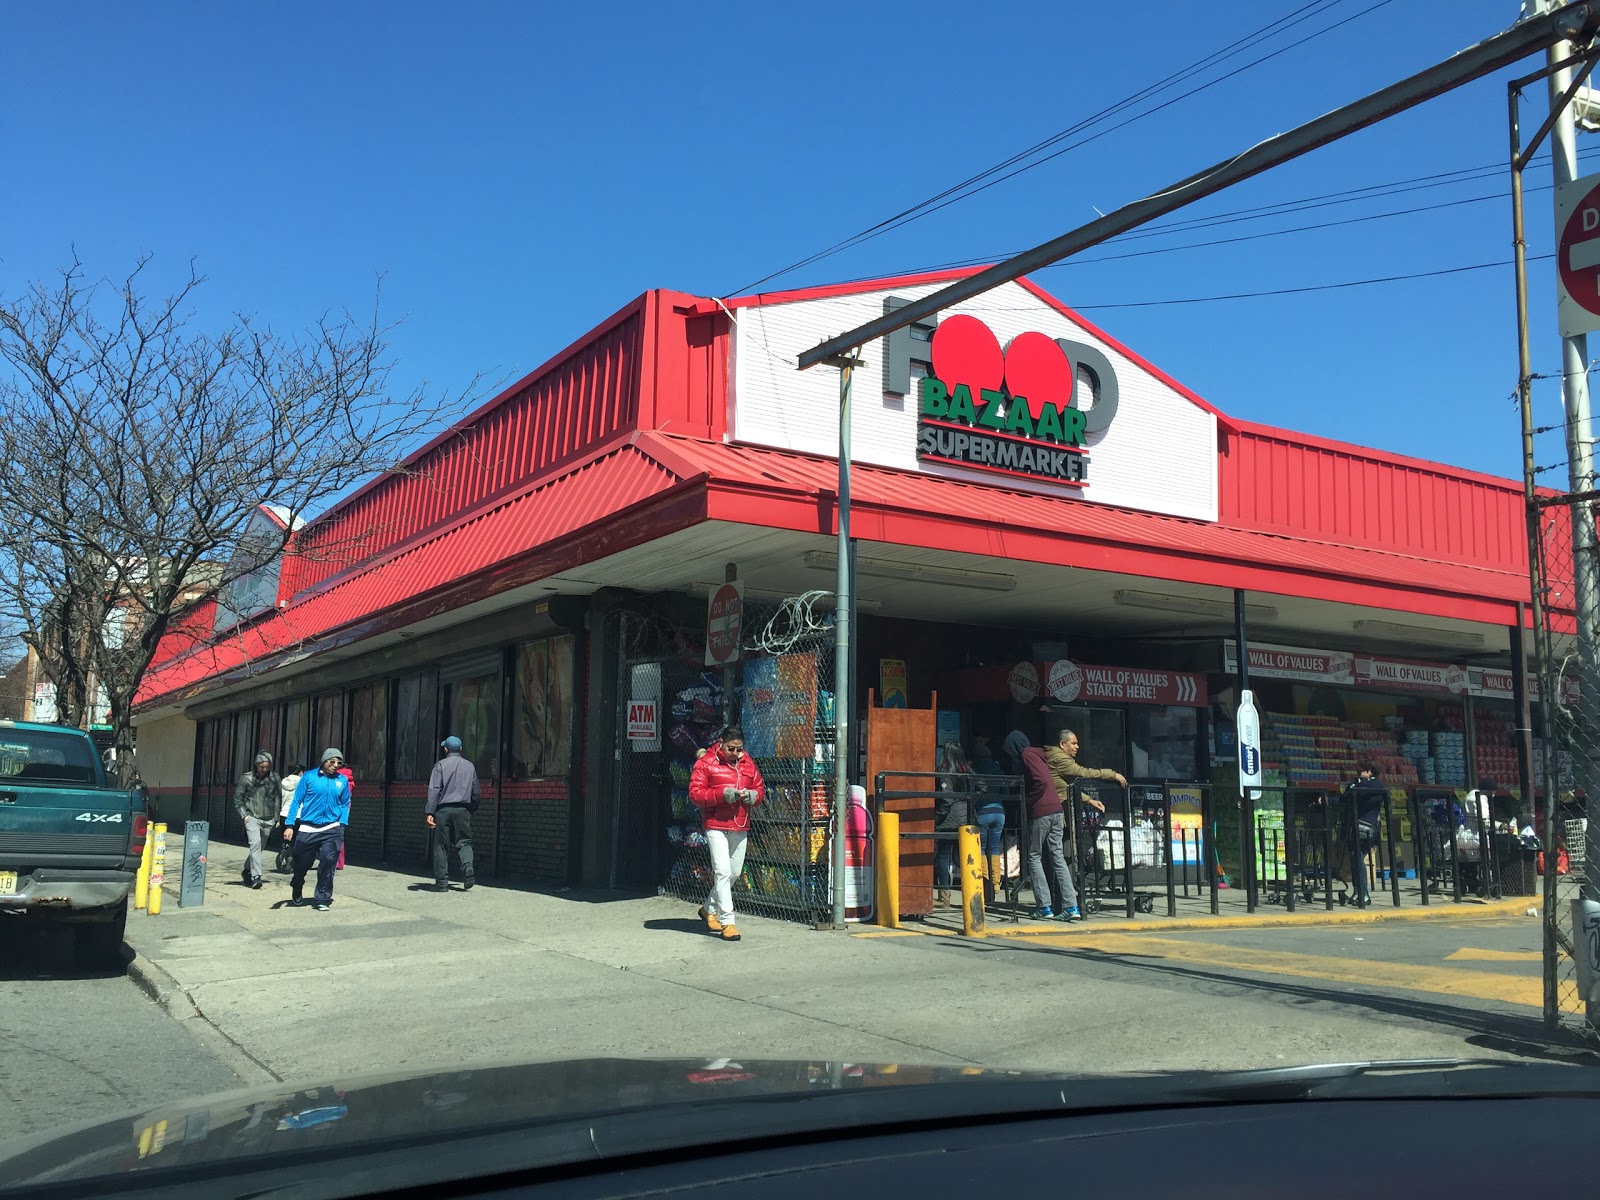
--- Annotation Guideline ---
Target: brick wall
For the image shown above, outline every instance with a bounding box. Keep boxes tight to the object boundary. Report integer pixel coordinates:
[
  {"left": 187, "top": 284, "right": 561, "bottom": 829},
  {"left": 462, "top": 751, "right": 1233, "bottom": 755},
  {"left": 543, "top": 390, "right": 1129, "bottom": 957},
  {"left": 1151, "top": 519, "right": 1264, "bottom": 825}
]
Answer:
[
  {"left": 346, "top": 783, "right": 383, "bottom": 863},
  {"left": 206, "top": 787, "right": 228, "bottom": 839},
  {"left": 474, "top": 783, "right": 500, "bottom": 878},
  {"left": 385, "top": 782, "right": 430, "bottom": 869},
  {"left": 500, "top": 779, "right": 570, "bottom": 882}
]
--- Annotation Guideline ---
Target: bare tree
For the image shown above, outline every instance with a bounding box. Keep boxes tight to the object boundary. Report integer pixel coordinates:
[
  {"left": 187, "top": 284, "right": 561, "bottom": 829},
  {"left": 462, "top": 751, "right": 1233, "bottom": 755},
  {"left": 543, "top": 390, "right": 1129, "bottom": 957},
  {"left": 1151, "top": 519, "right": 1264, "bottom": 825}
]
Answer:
[
  {"left": 0, "top": 653, "right": 29, "bottom": 721},
  {"left": 0, "top": 255, "right": 465, "bottom": 777}
]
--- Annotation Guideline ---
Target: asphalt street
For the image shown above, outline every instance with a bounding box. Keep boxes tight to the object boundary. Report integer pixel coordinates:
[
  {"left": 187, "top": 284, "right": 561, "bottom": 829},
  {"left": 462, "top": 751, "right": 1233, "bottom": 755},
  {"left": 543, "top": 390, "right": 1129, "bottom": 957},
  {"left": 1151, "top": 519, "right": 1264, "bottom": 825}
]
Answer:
[
  {"left": 3, "top": 855, "right": 1585, "bottom": 1152},
  {"left": 0, "top": 923, "right": 242, "bottom": 1141}
]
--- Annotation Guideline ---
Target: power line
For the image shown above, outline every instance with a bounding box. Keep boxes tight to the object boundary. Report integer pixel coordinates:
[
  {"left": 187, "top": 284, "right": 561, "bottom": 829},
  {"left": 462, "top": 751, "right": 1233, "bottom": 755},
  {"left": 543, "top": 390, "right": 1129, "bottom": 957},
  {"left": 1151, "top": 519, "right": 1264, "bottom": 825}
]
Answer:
[
  {"left": 780, "top": 139, "right": 1600, "bottom": 293},
  {"left": 731, "top": 0, "right": 1386, "bottom": 294},
  {"left": 1065, "top": 253, "right": 1555, "bottom": 310},
  {"left": 821, "top": 0, "right": 1402, "bottom": 263}
]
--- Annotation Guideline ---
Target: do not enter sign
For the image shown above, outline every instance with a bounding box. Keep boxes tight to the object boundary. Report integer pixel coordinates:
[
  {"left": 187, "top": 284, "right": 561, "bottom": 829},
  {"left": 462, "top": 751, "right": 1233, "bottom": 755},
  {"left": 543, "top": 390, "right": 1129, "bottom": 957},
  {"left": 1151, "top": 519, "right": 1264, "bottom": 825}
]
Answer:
[
  {"left": 705, "top": 580, "right": 744, "bottom": 667},
  {"left": 1557, "top": 172, "right": 1600, "bottom": 337}
]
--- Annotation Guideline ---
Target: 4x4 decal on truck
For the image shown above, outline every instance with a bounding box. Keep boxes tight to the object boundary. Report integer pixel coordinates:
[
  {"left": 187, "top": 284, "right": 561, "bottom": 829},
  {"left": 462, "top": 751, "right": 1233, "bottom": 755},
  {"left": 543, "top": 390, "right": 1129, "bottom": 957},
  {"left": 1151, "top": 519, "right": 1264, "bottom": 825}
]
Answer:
[{"left": 74, "top": 812, "right": 123, "bottom": 822}]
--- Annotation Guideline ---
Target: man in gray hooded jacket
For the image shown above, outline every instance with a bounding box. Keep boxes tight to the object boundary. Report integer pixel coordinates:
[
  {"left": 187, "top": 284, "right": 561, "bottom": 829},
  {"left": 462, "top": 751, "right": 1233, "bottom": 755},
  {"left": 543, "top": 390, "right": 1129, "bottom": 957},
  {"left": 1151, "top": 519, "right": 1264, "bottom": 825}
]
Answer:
[{"left": 235, "top": 751, "right": 281, "bottom": 889}]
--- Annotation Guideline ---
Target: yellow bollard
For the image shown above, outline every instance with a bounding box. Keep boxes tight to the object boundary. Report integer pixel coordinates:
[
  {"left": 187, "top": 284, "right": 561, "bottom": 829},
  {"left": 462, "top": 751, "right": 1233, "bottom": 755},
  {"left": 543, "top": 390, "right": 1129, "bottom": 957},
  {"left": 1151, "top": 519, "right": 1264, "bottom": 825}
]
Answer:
[
  {"left": 134, "top": 830, "right": 153, "bottom": 910},
  {"left": 147, "top": 824, "right": 167, "bottom": 916},
  {"left": 958, "top": 825, "right": 986, "bottom": 937},
  {"left": 875, "top": 810, "right": 900, "bottom": 928}
]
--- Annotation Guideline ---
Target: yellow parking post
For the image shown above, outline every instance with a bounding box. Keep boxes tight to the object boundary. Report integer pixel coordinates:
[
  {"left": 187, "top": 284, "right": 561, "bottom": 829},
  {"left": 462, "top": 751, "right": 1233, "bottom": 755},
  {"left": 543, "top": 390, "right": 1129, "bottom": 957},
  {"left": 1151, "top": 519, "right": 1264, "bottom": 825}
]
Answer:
[
  {"left": 875, "top": 810, "right": 900, "bottom": 928},
  {"left": 147, "top": 824, "right": 167, "bottom": 916},
  {"left": 958, "top": 825, "right": 986, "bottom": 937},
  {"left": 134, "top": 831, "right": 153, "bottom": 910}
]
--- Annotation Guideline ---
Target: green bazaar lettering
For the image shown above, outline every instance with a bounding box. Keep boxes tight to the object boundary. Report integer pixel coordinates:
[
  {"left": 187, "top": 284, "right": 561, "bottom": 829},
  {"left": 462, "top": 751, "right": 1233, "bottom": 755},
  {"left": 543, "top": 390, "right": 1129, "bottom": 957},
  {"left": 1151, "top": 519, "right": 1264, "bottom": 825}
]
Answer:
[{"left": 919, "top": 377, "right": 1086, "bottom": 446}]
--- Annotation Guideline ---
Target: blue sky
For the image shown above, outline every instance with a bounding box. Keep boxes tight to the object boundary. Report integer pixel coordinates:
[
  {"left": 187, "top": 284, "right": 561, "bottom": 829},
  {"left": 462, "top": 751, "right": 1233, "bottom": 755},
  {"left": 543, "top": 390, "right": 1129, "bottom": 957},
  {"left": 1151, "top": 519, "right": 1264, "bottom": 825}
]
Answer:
[{"left": 0, "top": 1, "right": 1586, "bottom": 484}]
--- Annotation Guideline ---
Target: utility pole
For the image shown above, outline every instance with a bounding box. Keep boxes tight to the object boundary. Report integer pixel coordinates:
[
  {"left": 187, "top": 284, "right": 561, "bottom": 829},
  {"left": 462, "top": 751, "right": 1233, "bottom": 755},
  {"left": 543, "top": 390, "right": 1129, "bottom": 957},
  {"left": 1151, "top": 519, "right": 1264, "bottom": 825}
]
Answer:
[
  {"left": 828, "top": 351, "right": 863, "bottom": 929},
  {"left": 1541, "top": 0, "right": 1600, "bottom": 893}
]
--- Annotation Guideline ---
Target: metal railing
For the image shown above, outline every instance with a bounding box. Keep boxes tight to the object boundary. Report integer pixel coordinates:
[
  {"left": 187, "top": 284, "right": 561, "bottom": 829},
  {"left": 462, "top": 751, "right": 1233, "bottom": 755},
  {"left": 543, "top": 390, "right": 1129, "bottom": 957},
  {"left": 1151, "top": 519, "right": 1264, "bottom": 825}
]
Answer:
[
  {"left": 872, "top": 770, "right": 1027, "bottom": 920},
  {"left": 869, "top": 771, "right": 1524, "bottom": 926}
]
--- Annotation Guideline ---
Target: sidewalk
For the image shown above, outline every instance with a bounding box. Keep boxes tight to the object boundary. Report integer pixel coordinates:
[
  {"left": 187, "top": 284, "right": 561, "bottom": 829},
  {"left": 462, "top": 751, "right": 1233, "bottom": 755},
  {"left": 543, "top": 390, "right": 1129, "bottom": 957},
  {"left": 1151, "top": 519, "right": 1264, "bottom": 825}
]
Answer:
[
  {"left": 124, "top": 842, "right": 1551, "bottom": 1090},
  {"left": 126, "top": 850, "right": 942, "bottom": 1086}
]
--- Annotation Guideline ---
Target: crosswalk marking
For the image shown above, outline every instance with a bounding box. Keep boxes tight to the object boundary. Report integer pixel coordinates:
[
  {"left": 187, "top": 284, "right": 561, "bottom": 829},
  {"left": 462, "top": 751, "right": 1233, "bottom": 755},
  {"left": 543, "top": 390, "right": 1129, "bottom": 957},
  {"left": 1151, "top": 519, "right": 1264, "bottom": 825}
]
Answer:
[
  {"left": 1014, "top": 931, "right": 1544, "bottom": 1010},
  {"left": 1444, "top": 948, "right": 1541, "bottom": 962}
]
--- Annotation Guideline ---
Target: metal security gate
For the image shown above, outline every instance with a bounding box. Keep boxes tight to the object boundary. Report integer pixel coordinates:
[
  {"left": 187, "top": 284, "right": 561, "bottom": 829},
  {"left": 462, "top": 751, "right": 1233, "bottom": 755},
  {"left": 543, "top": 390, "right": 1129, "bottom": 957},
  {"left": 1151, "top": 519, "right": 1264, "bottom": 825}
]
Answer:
[
  {"left": 608, "top": 598, "right": 837, "bottom": 921},
  {"left": 1533, "top": 496, "right": 1599, "bottom": 1040}
]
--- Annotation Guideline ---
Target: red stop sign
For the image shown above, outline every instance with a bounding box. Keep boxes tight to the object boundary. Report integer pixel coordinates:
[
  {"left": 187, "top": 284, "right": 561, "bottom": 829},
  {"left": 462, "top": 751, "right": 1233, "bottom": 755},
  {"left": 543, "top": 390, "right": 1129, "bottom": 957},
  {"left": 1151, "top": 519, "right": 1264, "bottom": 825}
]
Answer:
[
  {"left": 1560, "top": 180, "right": 1600, "bottom": 319},
  {"left": 706, "top": 583, "right": 743, "bottom": 665}
]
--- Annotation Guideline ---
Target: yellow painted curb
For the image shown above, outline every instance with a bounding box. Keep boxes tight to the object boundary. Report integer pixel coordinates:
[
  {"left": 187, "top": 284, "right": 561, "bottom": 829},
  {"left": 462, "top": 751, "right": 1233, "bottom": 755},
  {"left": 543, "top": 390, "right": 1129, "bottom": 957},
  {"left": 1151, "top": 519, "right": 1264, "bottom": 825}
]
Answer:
[{"left": 853, "top": 894, "right": 1536, "bottom": 939}]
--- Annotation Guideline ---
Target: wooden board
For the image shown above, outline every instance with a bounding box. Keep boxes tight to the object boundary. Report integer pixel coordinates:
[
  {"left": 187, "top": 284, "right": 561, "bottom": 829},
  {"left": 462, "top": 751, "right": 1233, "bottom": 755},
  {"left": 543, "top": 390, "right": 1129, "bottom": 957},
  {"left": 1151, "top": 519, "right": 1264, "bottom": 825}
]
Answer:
[{"left": 866, "top": 689, "right": 940, "bottom": 917}]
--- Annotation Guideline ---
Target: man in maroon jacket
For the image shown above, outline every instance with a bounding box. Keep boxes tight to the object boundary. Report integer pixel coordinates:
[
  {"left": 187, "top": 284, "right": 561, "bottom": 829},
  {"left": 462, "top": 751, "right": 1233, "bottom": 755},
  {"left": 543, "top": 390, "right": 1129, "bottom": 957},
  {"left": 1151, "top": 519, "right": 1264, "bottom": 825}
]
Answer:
[
  {"left": 688, "top": 725, "right": 765, "bottom": 941},
  {"left": 1018, "top": 737, "right": 1082, "bottom": 921}
]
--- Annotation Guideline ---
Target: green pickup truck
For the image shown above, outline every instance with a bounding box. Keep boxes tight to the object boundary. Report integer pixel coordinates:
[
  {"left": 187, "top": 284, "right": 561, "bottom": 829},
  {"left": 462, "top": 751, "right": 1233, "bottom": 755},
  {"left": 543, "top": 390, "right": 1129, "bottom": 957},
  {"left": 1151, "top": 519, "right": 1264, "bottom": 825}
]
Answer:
[{"left": 0, "top": 720, "right": 147, "bottom": 969}]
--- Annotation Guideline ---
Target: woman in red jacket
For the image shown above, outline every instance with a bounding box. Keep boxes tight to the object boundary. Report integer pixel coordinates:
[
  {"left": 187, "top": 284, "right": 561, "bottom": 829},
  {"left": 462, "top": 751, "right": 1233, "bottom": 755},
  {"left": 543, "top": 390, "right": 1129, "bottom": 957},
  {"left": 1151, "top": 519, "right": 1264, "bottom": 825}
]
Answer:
[{"left": 688, "top": 725, "right": 765, "bottom": 941}]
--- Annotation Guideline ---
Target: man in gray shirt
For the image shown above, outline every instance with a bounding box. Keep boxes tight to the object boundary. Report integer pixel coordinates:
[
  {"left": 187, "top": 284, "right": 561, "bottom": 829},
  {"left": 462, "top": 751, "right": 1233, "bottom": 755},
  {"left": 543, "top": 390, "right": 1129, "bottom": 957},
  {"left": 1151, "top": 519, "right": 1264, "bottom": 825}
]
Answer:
[{"left": 426, "top": 736, "right": 481, "bottom": 893}]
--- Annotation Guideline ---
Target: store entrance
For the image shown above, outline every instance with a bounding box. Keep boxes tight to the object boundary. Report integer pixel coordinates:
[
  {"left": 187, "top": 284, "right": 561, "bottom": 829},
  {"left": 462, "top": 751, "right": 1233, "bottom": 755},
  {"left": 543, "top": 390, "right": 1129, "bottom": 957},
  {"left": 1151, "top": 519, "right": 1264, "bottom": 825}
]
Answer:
[{"left": 1044, "top": 704, "right": 1128, "bottom": 774}]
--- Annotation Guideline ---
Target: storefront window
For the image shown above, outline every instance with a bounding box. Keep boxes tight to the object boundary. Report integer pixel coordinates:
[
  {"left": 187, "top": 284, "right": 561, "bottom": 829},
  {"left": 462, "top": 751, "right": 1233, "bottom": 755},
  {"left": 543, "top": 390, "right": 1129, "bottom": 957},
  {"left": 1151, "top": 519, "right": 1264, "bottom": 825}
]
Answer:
[
  {"left": 346, "top": 682, "right": 387, "bottom": 785},
  {"left": 445, "top": 672, "right": 501, "bottom": 781},
  {"left": 313, "top": 691, "right": 345, "bottom": 759},
  {"left": 284, "top": 697, "right": 311, "bottom": 773},
  {"left": 511, "top": 634, "right": 575, "bottom": 779},
  {"left": 1128, "top": 705, "right": 1199, "bottom": 780},
  {"left": 230, "top": 710, "right": 257, "bottom": 781},
  {"left": 198, "top": 718, "right": 226, "bottom": 787},
  {"left": 393, "top": 671, "right": 438, "bottom": 781},
  {"left": 1049, "top": 705, "right": 1127, "bottom": 777},
  {"left": 257, "top": 704, "right": 283, "bottom": 767}
]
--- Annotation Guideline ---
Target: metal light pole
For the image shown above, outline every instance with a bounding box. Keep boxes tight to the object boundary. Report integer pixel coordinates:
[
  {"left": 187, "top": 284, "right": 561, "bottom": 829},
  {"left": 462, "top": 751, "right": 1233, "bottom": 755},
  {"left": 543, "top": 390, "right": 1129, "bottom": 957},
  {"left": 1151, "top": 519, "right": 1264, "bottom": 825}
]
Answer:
[
  {"left": 1512, "top": 51, "right": 1573, "bottom": 1031},
  {"left": 1508, "top": 23, "right": 1600, "bottom": 1027},
  {"left": 829, "top": 351, "right": 862, "bottom": 928},
  {"left": 1542, "top": 0, "right": 1600, "bottom": 1036}
]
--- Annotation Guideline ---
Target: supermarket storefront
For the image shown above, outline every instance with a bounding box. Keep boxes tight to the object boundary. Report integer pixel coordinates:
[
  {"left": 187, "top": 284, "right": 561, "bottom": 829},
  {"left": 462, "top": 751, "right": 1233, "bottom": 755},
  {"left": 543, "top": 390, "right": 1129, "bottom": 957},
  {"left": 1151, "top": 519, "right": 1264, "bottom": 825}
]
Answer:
[{"left": 129, "top": 267, "right": 1544, "bottom": 898}]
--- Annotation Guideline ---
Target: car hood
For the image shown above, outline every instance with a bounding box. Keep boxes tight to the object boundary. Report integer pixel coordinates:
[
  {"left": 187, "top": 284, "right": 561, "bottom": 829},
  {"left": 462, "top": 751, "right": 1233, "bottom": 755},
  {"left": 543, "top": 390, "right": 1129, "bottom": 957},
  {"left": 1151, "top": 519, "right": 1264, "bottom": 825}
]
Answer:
[
  {"left": 2, "top": 1054, "right": 1591, "bottom": 1200},
  {"left": 0, "top": 1055, "right": 1050, "bottom": 1197}
]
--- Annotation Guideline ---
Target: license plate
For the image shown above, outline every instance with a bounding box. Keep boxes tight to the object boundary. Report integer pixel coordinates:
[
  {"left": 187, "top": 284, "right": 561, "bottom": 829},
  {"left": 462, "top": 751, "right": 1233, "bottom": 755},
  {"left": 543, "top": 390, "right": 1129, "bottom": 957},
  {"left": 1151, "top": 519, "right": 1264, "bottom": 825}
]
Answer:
[{"left": 0, "top": 871, "right": 17, "bottom": 895}]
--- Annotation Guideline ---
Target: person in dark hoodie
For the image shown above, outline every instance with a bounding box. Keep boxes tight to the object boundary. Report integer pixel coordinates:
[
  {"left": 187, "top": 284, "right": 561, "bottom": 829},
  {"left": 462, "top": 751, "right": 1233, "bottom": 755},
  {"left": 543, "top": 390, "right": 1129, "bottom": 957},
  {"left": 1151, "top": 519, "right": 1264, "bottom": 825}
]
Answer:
[
  {"left": 234, "top": 751, "right": 280, "bottom": 890},
  {"left": 1015, "top": 733, "right": 1082, "bottom": 921}
]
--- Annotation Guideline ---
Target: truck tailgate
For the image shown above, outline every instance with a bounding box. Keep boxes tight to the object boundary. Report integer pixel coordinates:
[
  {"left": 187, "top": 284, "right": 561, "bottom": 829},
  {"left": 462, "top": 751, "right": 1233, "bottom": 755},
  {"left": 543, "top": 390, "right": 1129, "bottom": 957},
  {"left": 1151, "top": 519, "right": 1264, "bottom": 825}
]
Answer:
[{"left": 0, "top": 784, "right": 133, "bottom": 862}]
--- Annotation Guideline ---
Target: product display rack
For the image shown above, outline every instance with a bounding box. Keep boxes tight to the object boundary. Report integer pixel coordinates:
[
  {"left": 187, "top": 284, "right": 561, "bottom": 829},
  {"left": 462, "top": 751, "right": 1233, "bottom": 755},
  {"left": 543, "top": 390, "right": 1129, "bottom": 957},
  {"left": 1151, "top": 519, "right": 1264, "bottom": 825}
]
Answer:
[{"left": 659, "top": 637, "right": 836, "bottom": 924}]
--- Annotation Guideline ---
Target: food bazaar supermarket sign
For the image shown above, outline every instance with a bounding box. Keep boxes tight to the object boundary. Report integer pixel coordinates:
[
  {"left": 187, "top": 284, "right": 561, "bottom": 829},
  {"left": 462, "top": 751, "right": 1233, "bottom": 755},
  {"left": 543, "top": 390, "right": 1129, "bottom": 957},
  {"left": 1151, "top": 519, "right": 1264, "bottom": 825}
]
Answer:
[
  {"left": 1010, "top": 659, "right": 1207, "bottom": 707},
  {"left": 892, "top": 310, "right": 1121, "bottom": 489}
]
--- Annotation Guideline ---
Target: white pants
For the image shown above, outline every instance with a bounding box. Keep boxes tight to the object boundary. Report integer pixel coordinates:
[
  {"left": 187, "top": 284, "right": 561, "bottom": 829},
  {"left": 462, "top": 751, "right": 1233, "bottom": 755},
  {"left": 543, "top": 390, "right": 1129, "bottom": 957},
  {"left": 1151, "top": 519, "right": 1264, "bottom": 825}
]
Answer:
[
  {"left": 244, "top": 815, "right": 276, "bottom": 881},
  {"left": 706, "top": 829, "right": 748, "bottom": 924}
]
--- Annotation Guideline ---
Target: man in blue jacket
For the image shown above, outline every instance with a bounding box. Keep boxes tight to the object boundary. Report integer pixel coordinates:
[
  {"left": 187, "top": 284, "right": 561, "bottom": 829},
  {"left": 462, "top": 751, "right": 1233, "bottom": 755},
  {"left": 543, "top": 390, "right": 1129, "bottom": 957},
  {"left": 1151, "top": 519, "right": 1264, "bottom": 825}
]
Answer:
[{"left": 284, "top": 747, "right": 353, "bottom": 911}]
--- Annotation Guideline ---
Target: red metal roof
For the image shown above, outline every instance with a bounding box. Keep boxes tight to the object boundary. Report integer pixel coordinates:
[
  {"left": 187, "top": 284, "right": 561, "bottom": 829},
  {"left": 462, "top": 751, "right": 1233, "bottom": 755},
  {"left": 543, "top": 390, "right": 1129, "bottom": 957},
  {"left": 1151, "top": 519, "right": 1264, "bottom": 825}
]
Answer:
[
  {"left": 140, "top": 428, "right": 1531, "bottom": 714},
  {"left": 638, "top": 432, "right": 1528, "bottom": 623},
  {"left": 137, "top": 442, "right": 690, "bottom": 710}
]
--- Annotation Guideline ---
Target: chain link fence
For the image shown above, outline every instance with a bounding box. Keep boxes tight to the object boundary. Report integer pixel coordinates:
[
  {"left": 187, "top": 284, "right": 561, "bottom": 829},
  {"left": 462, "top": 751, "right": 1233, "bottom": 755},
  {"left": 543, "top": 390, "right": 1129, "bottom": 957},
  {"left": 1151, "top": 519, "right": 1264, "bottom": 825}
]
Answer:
[
  {"left": 607, "top": 595, "right": 838, "bottom": 922},
  {"left": 1533, "top": 498, "right": 1599, "bottom": 1039}
]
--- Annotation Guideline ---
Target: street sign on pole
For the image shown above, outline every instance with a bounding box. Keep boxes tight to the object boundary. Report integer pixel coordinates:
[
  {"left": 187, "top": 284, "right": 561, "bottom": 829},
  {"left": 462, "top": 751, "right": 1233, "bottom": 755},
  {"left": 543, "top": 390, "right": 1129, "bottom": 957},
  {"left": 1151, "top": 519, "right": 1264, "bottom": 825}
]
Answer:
[
  {"left": 704, "top": 580, "right": 743, "bottom": 667},
  {"left": 1556, "top": 171, "right": 1600, "bottom": 337}
]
